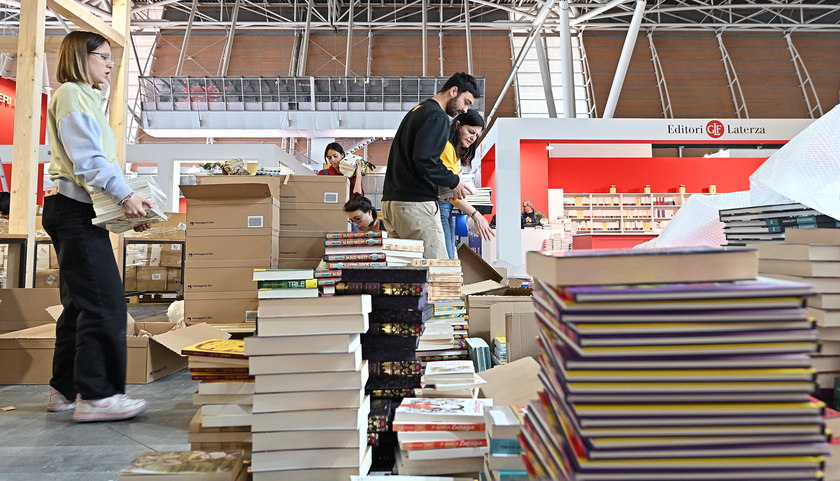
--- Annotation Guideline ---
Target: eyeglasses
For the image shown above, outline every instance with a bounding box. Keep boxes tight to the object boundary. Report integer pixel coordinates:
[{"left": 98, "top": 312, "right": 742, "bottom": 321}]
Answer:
[
  {"left": 89, "top": 51, "right": 114, "bottom": 65},
  {"left": 349, "top": 214, "right": 364, "bottom": 225}
]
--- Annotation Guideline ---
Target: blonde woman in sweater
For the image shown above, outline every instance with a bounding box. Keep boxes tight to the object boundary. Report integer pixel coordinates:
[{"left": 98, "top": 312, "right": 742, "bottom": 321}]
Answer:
[{"left": 43, "top": 31, "right": 150, "bottom": 422}]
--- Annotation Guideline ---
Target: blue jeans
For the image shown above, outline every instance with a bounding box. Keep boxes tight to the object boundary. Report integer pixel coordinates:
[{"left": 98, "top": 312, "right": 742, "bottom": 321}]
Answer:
[{"left": 439, "top": 199, "right": 456, "bottom": 260}]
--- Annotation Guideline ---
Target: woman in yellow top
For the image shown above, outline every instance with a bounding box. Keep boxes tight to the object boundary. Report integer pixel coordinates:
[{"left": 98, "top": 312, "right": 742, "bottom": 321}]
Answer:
[{"left": 439, "top": 110, "right": 494, "bottom": 260}]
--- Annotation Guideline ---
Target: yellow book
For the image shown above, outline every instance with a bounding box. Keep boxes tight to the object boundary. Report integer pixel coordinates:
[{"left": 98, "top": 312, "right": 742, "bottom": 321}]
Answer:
[{"left": 181, "top": 339, "right": 246, "bottom": 359}]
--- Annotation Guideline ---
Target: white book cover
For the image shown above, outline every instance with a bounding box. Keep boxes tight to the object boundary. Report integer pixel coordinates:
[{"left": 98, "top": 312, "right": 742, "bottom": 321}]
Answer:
[
  {"left": 394, "top": 398, "right": 492, "bottom": 424},
  {"left": 256, "top": 313, "right": 369, "bottom": 337},
  {"left": 244, "top": 333, "right": 361, "bottom": 356},
  {"left": 251, "top": 447, "right": 372, "bottom": 481},
  {"left": 193, "top": 393, "right": 254, "bottom": 406},
  {"left": 197, "top": 381, "right": 255, "bottom": 395},
  {"left": 252, "top": 427, "right": 366, "bottom": 451},
  {"left": 254, "top": 360, "right": 369, "bottom": 394},
  {"left": 248, "top": 346, "right": 362, "bottom": 375},
  {"left": 257, "top": 288, "right": 319, "bottom": 299},
  {"left": 252, "top": 388, "right": 365, "bottom": 413},
  {"left": 251, "top": 445, "right": 366, "bottom": 471},
  {"left": 251, "top": 396, "right": 371, "bottom": 432},
  {"left": 403, "top": 445, "right": 488, "bottom": 460},
  {"left": 424, "top": 360, "right": 476, "bottom": 380}
]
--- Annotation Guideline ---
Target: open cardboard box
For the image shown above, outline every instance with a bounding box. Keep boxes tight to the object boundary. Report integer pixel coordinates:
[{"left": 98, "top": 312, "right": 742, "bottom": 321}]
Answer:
[
  {"left": 0, "top": 288, "right": 60, "bottom": 334},
  {"left": 0, "top": 310, "right": 229, "bottom": 384}
]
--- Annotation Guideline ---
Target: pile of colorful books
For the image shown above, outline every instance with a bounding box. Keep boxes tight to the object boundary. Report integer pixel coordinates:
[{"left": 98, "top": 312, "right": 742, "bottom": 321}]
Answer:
[
  {"left": 414, "top": 259, "right": 463, "bottom": 302},
  {"left": 522, "top": 246, "right": 828, "bottom": 481},
  {"left": 323, "top": 231, "right": 424, "bottom": 269},
  {"left": 483, "top": 404, "right": 527, "bottom": 481}
]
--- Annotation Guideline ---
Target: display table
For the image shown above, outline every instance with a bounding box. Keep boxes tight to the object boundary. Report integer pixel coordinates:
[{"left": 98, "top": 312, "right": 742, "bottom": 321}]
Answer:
[{"left": 572, "top": 233, "right": 658, "bottom": 250}]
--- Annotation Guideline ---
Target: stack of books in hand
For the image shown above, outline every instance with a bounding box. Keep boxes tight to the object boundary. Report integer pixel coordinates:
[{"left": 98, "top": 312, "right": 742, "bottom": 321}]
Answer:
[
  {"left": 720, "top": 202, "right": 840, "bottom": 246},
  {"left": 413, "top": 259, "right": 463, "bottom": 302},
  {"left": 336, "top": 266, "right": 430, "bottom": 470},
  {"left": 419, "top": 360, "right": 485, "bottom": 398},
  {"left": 483, "top": 404, "right": 527, "bottom": 481},
  {"left": 245, "top": 294, "right": 373, "bottom": 481},
  {"left": 754, "top": 228, "right": 840, "bottom": 387},
  {"left": 323, "top": 231, "right": 424, "bottom": 268},
  {"left": 393, "top": 397, "right": 492, "bottom": 476},
  {"left": 91, "top": 176, "right": 169, "bottom": 233},
  {"left": 181, "top": 339, "right": 253, "bottom": 436},
  {"left": 523, "top": 246, "right": 828, "bottom": 481}
]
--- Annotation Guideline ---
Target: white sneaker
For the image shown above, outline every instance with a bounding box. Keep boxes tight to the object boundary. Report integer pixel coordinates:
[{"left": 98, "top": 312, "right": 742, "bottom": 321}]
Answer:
[
  {"left": 73, "top": 393, "right": 148, "bottom": 423},
  {"left": 47, "top": 387, "right": 75, "bottom": 412}
]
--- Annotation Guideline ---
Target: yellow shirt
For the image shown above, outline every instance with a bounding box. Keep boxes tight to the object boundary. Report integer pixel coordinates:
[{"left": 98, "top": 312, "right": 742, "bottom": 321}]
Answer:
[{"left": 439, "top": 141, "right": 463, "bottom": 206}]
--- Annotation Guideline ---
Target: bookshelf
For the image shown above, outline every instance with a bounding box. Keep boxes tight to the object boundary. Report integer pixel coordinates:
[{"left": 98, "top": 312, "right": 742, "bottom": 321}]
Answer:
[{"left": 563, "top": 193, "right": 695, "bottom": 233}]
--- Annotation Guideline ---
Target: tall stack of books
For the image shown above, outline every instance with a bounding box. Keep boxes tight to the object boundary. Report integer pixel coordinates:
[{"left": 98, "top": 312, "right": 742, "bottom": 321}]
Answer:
[
  {"left": 323, "top": 231, "right": 424, "bottom": 268},
  {"left": 483, "top": 404, "right": 527, "bottom": 481},
  {"left": 753, "top": 229, "right": 840, "bottom": 388},
  {"left": 245, "top": 294, "right": 373, "bottom": 481},
  {"left": 720, "top": 202, "right": 840, "bottom": 246},
  {"left": 181, "top": 339, "right": 253, "bottom": 456},
  {"left": 91, "top": 176, "right": 169, "bottom": 233},
  {"left": 392, "top": 397, "right": 492, "bottom": 476},
  {"left": 523, "top": 246, "right": 828, "bottom": 481},
  {"left": 336, "top": 266, "right": 430, "bottom": 470},
  {"left": 414, "top": 259, "right": 463, "bottom": 302}
]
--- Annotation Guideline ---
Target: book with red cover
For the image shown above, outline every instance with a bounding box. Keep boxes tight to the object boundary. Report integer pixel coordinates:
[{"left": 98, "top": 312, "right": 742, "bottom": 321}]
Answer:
[
  {"left": 325, "top": 231, "right": 386, "bottom": 239},
  {"left": 325, "top": 238, "right": 384, "bottom": 247},
  {"left": 328, "top": 261, "right": 388, "bottom": 269},
  {"left": 324, "top": 253, "right": 387, "bottom": 262}
]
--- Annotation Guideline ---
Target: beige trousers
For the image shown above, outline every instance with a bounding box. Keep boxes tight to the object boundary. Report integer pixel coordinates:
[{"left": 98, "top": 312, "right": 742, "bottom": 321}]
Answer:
[{"left": 382, "top": 200, "right": 448, "bottom": 260}]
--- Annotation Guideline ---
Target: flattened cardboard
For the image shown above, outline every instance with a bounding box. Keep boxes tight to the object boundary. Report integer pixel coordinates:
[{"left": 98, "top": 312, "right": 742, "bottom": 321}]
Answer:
[
  {"left": 466, "top": 287, "right": 533, "bottom": 346},
  {"left": 457, "top": 243, "right": 504, "bottom": 287},
  {"left": 504, "top": 311, "right": 540, "bottom": 362},
  {"left": 478, "top": 357, "right": 541, "bottom": 406},
  {"left": 0, "top": 288, "right": 60, "bottom": 334}
]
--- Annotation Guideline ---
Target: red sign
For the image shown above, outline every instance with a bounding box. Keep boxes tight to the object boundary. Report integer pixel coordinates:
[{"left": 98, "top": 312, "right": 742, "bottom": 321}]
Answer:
[
  {"left": 0, "top": 76, "right": 48, "bottom": 145},
  {"left": 705, "top": 120, "right": 725, "bottom": 139}
]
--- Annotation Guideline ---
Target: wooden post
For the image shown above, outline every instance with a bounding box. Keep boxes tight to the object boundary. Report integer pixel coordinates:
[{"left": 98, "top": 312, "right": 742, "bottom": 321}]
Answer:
[
  {"left": 10, "top": 0, "right": 47, "bottom": 288},
  {"left": 111, "top": 0, "right": 131, "bottom": 277}
]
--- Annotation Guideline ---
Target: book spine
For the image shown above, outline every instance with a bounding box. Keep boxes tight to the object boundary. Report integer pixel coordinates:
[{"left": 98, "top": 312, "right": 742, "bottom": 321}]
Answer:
[
  {"left": 324, "top": 238, "right": 384, "bottom": 247},
  {"left": 317, "top": 278, "right": 339, "bottom": 286},
  {"left": 393, "top": 423, "right": 486, "bottom": 432},
  {"left": 383, "top": 245, "right": 425, "bottom": 253},
  {"left": 336, "top": 281, "right": 425, "bottom": 296},
  {"left": 324, "top": 252, "right": 387, "bottom": 262},
  {"left": 412, "top": 259, "right": 461, "bottom": 266},
  {"left": 366, "top": 388, "right": 417, "bottom": 399},
  {"left": 401, "top": 438, "right": 489, "bottom": 450},
  {"left": 257, "top": 279, "right": 317, "bottom": 289},
  {"left": 368, "top": 322, "right": 423, "bottom": 337},
  {"left": 191, "top": 374, "right": 255, "bottom": 381},
  {"left": 325, "top": 231, "right": 385, "bottom": 239},
  {"left": 314, "top": 269, "right": 342, "bottom": 278},
  {"left": 181, "top": 351, "right": 247, "bottom": 360},
  {"left": 328, "top": 261, "right": 388, "bottom": 269},
  {"left": 189, "top": 367, "right": 250, "bottom": 373}
]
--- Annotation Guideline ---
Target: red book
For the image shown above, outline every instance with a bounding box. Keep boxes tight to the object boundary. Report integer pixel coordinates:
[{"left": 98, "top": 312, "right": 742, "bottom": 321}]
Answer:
[
  {"left": 324, "top": 238, "right": 384, "bottom": 247},
  {"left": 324, "top": 252, "right": 387, "bottom": 262},
  {"left": 325, "top": 231, "right": 385, "bottom": 239},
  {"left": 327, "top": 261, "right": 387, "bottom": 269},
  {"left": 400, "top": 438, "right": 488, "bottom": 450}
]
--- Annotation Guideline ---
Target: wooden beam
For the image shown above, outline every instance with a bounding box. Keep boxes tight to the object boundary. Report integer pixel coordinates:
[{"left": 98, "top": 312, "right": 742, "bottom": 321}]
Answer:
[
  {"left": 47, "top": 0, "right": 125, "bottom": 48},
  {"left": 110, "top": 0, "right": 131, "bottom": 262},
  {"left": 10, "top": 0, "right": 46, "bottom": 288},
  {"left": 0, "top": 36, "right": 64, "bottom": 53}
]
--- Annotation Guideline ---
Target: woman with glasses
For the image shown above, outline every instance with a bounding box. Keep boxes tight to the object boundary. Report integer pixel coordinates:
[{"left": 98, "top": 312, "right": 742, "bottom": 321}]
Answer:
[
  {"left": 43, "top": 31, "right": 151, "bottom": 422},
  {"left": 439, "top": 111, "right": 494, "bottom": 260},
  {"left": 343, "top": 195, "right": 385, "bottom": 232},
  {"left": 320, "top": 142, "right": 364, "bottom": 197}
]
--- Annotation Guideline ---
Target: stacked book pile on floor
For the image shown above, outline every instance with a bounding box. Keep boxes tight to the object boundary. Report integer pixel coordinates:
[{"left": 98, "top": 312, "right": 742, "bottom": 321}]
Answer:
[
  {"left": 335, "top": 266, "right": 430, "bottom": 470},
  {"left": 393, "top": 397, "right": 492, "bottom": 476},
  {"left": 415, "top": 259, "right": 463, "bottom": 302},
  {"left": 419, "top": 360, "right": 485, "bottom": 398},
  {"left": 91, "top": 176, "right": 169, "bottom": 233},
  {"left": 524, "top": 246, "right": 829, "bottom": 481},
  {"left": 753, "top": 228, "right": 840, "bottom": 389},
  {"left": 245, "top": 292, "right": 373, "bottom": 480},
  {"left": 119, "top": 449, "right": 246, "bottom": 481},
  {"left": 492, "top": 337, "right": 508, "bottom": 366},
  {"left": 417, "top": 300, "right": 471, "bottom": 366},
  {"left": 323, "top": 231, "right": 424, "bottom": 268},
  {"left": 254, "top": 267, "right": 341, "bottom": 298},
  {"left": 182, "top": 339, "right": 253, "bottom": 456},
  {"left": 483, "top": 404, "right": 527, "bottom": 481},
  {"left": 720, "top": 202, "right": 840, "bottom": 245}
]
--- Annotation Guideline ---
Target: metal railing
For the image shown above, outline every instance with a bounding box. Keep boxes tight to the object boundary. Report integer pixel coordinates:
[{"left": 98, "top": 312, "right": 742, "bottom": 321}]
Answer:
[{"left": 139, "top": 76, "right": 486, "bottom": 113}]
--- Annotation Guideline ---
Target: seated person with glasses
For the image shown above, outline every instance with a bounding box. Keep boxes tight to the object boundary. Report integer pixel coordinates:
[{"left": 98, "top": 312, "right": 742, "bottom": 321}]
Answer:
[
  {"left": 521, "top": 200, "right": 546, "bottom": 228},
  {"left": 343, "top": 195, "right": 385, "bottom": 232}
]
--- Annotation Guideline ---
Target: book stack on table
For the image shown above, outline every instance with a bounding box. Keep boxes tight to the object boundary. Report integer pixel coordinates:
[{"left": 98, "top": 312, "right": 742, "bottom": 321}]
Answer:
[
  {"left": 181, "top": 339, "right": 253, "bottom": 456},
  {"left": 720, "top": 202, "right": 840, "bottom": 246},
  {"left": 523, "top": 246, "right": 828, "bottom": 481},
  {"left": 336, "top": 266, "right": 430, "bottom": 469},
  {"left": 323, "top": 231, "right": 424, "bottom": 269},
  {"left": 483, "top": 404, "right": 527, "bottom": 481},
  {"left": 393, "top": 397, "right": 492, "bottom": 476},
  {"left": 753, "top": 229, "right": 840, "bottom": 388},
  {"left": 413, "top": 259, "right": 463, "bottom": 302},
  {"left": 245, "top": 294, "right": 373, "bottom": 481},
  {"left": 418, "top": 360, "right": 485, "bottom": 399},
  {"left": 416, "top": 300, "right": 470, "bottom": 365}
]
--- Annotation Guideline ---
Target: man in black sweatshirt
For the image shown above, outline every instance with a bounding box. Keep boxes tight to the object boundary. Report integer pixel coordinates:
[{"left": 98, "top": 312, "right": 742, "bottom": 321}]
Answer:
[{"left": 381, "top": 72, "right": 480, "bottom": 259}]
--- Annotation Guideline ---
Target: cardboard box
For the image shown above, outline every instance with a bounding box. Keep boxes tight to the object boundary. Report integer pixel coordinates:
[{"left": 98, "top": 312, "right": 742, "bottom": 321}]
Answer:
[
  {"left": 183, "top": 259, "right": 265, "bottom": 294},
  {"left": 276, "top": 257, "right": 323, "bottom": 269},
  {"left": 181, "top": 183, "right": 280, "bottom": 231},
  {"left": 136, "top": 266, "right": 168, "bottom": 291},
  {"left": 184, "top": 291, "right": 258, "bottom": 325},
  {"left": 0, "top": 321, "right": 229, "bottom": 384},
  {"left": 166, "top": 267, "right": 182, "bottom": 293},
  {"left": 504, "top": 311, "right": 539, "bottom": 362},
  {"left": 0, "top": 288, "right": 60, "bottom": 334},
  {"left": 186, "top": 229, "right": 279, "bottom": 263},
  {"left": 159, "top": 243, "right": 184, "bottom": 268},
  {"left": 35, "top": 268, "right": 60, "bottom": 289},
  {"left": 457, "top": 243, "right": 504, "bottom": 286},
  {"left": 35, "top": 244, "right": 51, "bottom": 270},
  {"left": 277, "top": 230, "right": 329, "bottom": 259},
  {"left": 124, "top": 266, "right": 137, "bottom": 291},
  {"left": 478, "top": 357, "right": 541, "bottom": 406},
  {"left": 278, "top": 203, "right": 349, "bottom": 232},
  {"left": 124, "top": 212, "right": 187, "bottom": 241},
  {"left": 465, "top": 287, "right": 533, "bottom": 347},
  {"left": 276, "top": 175, "right": 348, "bottom": 205}
]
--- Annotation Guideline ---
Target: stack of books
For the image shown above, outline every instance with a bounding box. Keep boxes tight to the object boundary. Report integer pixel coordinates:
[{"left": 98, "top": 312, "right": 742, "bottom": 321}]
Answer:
[
  {"left": 753, "top": 229, "right": 840, "bottom": 387},
  {"left": 460, "top": 187, "right": 493, "bottom": 214},
  {"left": 188, "top": 384, "right": 254, "bottom": 457},
  {"left": 245, "top": 294, "right": 374, "bottom": 481},
  {"left": 719, "top": 202, "right": 840, "bottom": 246},
  {"left": 315, "top": 268, "right": 342, "bottom": 296},
  {"left": 415, "top": 300, "right": 470, "bottom": 365},
  {"left": 419, "top": 360, "right": 485, "bottom": 398},
  {"left": 323, "top": 231, "right": 424, "bottom": 268},
  {"left": 413, "top": 259, "right": 463, "bottom": 302},
  {"left": 492, "top": 337, "right": 507, "bottom": 365},
  {"left": 483, "top": 405, "right": 527, "bottom": 481},
  {"left": 523, "top": 246, "right": 828, "bottom": 481},
  {"left": 91, "top": 176, "right": 169, "bottom": 233},
  {"left": 393, "top": 397, "right": 492, "bottom": 476},
  {"left": 336, "top": 266, "right": 430, "bottom": 470},
  {"left": 254, "top": 268, "right": 318, "bottom": 300},
  {"left": 466, "top": 338, "right": 492, "bottom": 372},
  {"left": 182, "top": 339, "right": 254, "bottom": 434},
  {"left": 119, "top": 450, "right": 245, "bottom": 481}
]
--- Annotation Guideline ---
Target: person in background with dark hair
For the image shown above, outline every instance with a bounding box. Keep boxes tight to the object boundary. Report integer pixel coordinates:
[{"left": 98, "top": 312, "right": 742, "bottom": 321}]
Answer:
[
  {"left": 343, "top": 195, "right": 385, "bottom": 232},
  {"left": 44, "top": 31, "right": 151, "bottom": 422},
  {"left": 381, "top": 72, "right": 480, "bottom": 259},
  {"left": 439, "top": 110, "right": 494, "bottom": 259},
  {"left": 320, "top": 142, "right": 364, "bottom": 197}
]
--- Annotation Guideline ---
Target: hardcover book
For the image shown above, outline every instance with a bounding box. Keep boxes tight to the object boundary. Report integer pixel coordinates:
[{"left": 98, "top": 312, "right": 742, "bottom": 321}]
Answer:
[
  {"left": 328, "top": 261, "right": 388, "bottom": 269},
  {"left": 181, "top": 339, "right": 247, "bottom": 360},
  {"left": 256, "top": 279, "right": 317, "bottom": 289},
  {"left": 325, "top": 231, "right": 386, "bottom": 239},
  {"left": 393, "top": 398, "right": 492, "bottom": 424},
  {"left": 253, "top": 268, "right": 313, "bottom": 281},
  {"left": 324, "top": 253, "right": 387, "bottom": 262}
]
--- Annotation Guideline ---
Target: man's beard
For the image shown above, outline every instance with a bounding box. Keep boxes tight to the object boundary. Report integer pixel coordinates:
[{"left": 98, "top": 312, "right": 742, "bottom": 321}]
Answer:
[{"left": 445, "top": 94, "right": 462, "bottom": 117}]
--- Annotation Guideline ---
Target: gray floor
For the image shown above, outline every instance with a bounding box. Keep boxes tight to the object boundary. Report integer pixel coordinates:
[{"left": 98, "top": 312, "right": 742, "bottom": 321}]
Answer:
[{"left": 0, "top": 304, "right": 198, "bottom": 481}]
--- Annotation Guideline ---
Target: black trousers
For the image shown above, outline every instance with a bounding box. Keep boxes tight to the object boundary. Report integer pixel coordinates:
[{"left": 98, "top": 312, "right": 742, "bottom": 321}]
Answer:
[{"left": 42, "top": 194, "right": 127, "bottom": 401}]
